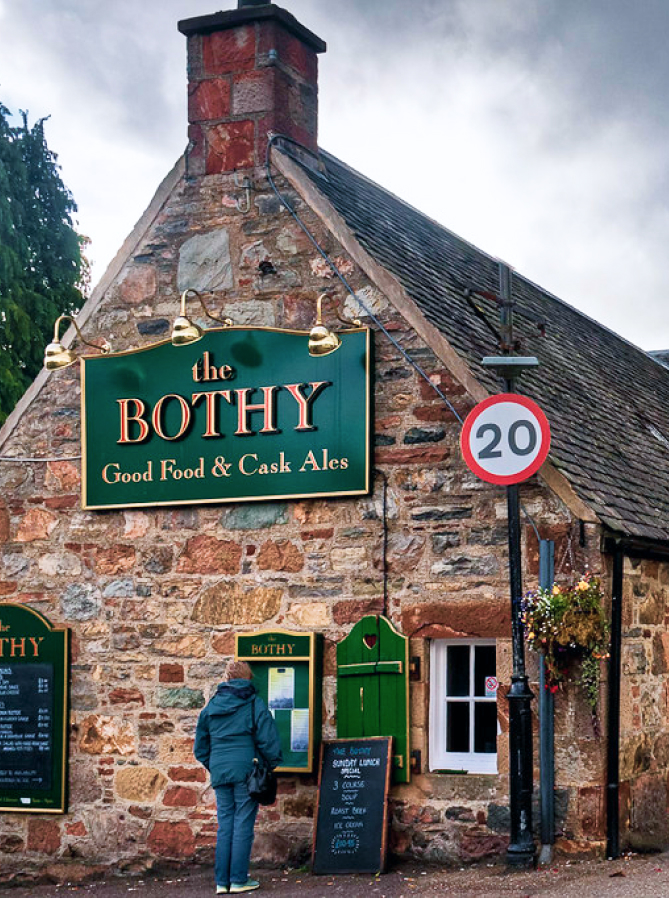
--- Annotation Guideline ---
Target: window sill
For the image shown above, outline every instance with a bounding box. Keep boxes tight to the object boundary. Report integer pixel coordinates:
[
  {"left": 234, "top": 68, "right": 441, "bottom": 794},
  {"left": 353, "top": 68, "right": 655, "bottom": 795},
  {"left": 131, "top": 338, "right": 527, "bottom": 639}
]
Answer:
[{"left": 414, "top": 771, "right": 505, "bottom": 801}]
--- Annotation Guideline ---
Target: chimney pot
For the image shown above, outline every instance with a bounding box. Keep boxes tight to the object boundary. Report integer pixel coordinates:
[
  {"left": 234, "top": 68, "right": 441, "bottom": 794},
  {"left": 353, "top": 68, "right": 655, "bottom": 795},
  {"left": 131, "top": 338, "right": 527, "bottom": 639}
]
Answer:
[{"left": 179, "top": 5, "right": 325, "bottom": 176}]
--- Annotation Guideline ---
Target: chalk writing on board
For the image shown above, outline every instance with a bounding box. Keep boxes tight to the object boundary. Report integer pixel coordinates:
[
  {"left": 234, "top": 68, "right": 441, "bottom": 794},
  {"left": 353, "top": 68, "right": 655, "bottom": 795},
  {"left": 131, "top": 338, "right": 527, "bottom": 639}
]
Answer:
[{"left": 313, "top": 738, "right": 391, "bottom": 875}]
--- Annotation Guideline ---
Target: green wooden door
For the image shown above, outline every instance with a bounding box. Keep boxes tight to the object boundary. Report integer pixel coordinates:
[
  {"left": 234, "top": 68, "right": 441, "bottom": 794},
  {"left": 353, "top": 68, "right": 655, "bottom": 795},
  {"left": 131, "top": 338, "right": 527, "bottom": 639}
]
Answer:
[{"left": 336, "top": 615, "right": 410, "bottom": 783}]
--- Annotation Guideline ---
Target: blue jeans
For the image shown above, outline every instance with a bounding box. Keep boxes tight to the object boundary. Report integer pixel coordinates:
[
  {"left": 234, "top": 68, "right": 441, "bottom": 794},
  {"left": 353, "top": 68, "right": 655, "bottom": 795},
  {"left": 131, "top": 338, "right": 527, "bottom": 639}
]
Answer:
[{"left": 214, "top": 782, "right": 259, "bottom": 887}]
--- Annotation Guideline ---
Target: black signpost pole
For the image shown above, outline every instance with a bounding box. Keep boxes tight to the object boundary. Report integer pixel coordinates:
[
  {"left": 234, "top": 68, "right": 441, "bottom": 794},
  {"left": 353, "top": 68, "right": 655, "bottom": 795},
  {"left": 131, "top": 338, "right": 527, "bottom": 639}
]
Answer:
[
  {"left": 498, "top": 263, "right": 536, "bottom": 868},
  {"left": 504, "top": 389, "right": 536, "bottom": 868},
  {"left": 464, "top": 265, "right": 549, "bottom": 869}
]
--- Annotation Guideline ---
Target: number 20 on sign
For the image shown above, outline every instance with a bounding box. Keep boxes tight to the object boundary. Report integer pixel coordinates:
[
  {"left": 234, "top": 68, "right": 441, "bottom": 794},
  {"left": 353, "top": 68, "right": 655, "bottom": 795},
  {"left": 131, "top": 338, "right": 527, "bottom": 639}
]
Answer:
[{"left": 460, "top": 394, "right": 551, "bottom": 486}]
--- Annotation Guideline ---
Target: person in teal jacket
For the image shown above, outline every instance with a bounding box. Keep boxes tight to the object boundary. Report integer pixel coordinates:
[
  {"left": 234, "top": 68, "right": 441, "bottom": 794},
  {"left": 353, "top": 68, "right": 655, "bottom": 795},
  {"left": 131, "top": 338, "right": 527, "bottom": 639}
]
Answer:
[{"left": 194, "top": 660, "right": 282, "bottom": 894}]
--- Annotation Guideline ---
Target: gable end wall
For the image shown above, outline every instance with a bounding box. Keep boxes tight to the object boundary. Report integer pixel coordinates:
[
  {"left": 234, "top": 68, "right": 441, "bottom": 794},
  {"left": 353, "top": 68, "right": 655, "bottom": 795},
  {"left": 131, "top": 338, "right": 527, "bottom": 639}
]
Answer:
[{"left": 0, "top": 162, "right": 612, "bottom": 876}]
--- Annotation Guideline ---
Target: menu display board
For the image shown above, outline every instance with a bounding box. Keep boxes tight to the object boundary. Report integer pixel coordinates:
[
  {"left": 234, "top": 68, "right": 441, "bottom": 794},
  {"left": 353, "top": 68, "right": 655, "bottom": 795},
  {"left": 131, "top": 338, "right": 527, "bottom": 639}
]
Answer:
[
  {"left": 236, "top": 630, "right": 322, "bottom": 772},
  {"left": 0, "top": 604, "right": 69, "bottom": 813},
  {"left": 312, "top": 737, "right": 392, "bottom": 875}
]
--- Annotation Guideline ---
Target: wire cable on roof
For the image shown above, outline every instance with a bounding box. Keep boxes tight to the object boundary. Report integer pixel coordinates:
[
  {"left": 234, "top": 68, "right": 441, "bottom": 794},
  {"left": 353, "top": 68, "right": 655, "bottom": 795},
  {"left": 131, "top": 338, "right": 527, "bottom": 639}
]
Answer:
[
  {"left": 265, "top": 133, "right": 464, "bottom": 425},
  {"left": 520, "top": 501, "right": 541, "bottom": 543}
]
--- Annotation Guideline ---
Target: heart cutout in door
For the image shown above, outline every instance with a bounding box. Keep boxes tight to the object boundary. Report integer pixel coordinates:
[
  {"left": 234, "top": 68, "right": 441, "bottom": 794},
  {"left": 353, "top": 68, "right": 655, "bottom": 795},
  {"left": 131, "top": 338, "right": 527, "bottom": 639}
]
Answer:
[{"left": 363, "top": 634, "right": 377, "bottom": 649}]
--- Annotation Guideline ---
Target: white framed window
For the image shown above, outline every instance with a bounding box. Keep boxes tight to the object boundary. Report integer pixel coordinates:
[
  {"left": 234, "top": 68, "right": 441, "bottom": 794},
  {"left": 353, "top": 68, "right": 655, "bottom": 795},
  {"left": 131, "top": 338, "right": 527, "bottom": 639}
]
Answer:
[{"left": 429, "top": 639, "right": 498, "bottom": 774}]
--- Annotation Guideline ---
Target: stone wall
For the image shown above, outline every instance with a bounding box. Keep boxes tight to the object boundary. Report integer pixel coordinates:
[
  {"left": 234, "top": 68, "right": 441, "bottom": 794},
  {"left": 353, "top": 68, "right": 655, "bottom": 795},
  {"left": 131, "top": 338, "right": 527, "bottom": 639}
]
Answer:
[
  {"left": 618, "top": 556, "right": 669, "bottom": 851},
  {"left": 0, "top": 162, "right": 606, "bottom": 880}
]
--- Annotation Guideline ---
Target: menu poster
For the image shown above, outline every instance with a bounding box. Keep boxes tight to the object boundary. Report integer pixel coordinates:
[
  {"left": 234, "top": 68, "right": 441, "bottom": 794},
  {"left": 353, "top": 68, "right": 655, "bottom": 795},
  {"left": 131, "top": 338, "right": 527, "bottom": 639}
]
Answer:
[
  {"left": 0, "top": 664, "right": 54, "bottom": 792},
  {"left": 268, "top": 667, "right": 295, "bottom": 711},
  {"left": 312, "top": 737, "right": 392, "bottom": 875},
  {"left": 236, "top": 630, "right": 322, "bottom": 774},
  {"left": 290, "top": 709, "right": 309, "bottom": 752},
  {"left": 0, "top": 604, "right": 69, "bottom": 814}
]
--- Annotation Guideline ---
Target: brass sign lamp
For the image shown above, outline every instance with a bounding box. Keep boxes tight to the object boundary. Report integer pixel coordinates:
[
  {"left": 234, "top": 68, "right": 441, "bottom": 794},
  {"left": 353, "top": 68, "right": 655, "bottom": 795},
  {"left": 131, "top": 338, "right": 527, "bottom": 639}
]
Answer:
[
  {"left": 308, "top": 294, "right": 342, "bottom": 356},
  {"left": 45, "top": 289, "right": 359, "bottom": 370},
  {"left": 171, "top": 288, "right": 233, "bottom": 345},
  {"left": 43, "top": 315, "right": 111, "bottom": 371}
]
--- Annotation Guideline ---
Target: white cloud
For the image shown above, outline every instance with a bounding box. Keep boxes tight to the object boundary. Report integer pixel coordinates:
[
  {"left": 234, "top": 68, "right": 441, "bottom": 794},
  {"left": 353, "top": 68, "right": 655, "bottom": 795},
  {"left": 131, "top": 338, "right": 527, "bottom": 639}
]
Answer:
[{"left": 1, "top": 0, "right": 668, "bottom": 348}]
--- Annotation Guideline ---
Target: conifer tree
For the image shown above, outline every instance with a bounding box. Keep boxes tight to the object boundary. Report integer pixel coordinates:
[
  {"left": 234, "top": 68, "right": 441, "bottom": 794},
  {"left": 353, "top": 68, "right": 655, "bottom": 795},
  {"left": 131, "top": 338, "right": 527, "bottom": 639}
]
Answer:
[{"left": 0, "top": 103, "right": 86, "bottom": 425}]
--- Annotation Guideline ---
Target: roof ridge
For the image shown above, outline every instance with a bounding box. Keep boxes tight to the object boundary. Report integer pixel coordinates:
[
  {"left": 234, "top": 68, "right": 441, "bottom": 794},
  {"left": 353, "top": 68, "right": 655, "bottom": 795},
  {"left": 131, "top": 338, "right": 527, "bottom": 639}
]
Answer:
[{"left": 274, "top": 145, "right": 599, "bottom": 525}]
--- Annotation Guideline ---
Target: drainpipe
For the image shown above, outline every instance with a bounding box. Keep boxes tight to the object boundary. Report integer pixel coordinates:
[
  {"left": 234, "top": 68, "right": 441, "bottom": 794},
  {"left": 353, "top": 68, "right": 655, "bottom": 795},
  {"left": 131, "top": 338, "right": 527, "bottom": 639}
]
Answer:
[
  {"left": 606, "top": 545, "right": 624, "bottom": 859},
  {"left": 538, "top": 540, "right": 555, "bottom": 864}
]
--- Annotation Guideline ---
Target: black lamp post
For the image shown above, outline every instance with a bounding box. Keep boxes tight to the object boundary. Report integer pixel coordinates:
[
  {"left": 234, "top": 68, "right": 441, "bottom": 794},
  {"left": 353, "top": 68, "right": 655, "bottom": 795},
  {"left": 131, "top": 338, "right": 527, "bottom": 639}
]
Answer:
[{"left": 482, "top": 262, "right": 537, "bottom": 869}]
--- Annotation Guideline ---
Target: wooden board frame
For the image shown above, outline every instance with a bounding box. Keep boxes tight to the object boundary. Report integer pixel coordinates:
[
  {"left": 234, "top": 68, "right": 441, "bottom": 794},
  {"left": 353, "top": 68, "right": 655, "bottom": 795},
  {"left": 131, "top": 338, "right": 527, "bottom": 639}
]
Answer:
[{"left": 312, "top": 737, "right": 392, "bottom": 875}]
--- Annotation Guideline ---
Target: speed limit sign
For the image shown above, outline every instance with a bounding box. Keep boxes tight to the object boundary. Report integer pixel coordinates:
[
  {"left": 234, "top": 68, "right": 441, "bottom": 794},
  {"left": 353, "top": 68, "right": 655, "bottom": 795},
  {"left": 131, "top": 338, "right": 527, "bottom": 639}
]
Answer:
[{"left": 460, "top": 394, "right": 550, "bottom": 485}]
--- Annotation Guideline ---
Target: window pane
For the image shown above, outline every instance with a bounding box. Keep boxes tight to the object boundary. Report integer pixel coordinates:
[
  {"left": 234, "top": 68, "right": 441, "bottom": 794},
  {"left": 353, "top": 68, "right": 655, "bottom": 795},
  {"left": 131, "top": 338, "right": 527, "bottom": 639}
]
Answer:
[
  {"left": 446, "top": 702, "right": 469, "bottom": 753},
  {"left": 447, "top": 645, "right": 470, "bottom": 696},
  {"left": 474, "top": 702, "right": 497, "bottom": 753},
  {"left": 474, "top": 645, "right": 496, "bottom": 697}
]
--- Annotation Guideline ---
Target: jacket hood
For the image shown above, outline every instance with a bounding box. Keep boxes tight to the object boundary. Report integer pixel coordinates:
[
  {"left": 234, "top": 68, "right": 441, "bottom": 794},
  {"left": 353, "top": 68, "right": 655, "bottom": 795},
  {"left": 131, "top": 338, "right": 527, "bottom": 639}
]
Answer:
[{"left": 208, "top": 679, "right": 257, "bottom": 716}]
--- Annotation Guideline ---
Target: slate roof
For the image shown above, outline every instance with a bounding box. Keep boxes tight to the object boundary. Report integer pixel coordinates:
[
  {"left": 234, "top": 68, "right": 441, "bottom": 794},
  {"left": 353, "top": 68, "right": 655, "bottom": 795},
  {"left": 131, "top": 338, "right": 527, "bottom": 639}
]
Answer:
[
  {"left": 290, "top": 147, "right": 669, "bottom": 544},
  {"left": 649, "top": 350, "right": 669, "bottom": 370}
]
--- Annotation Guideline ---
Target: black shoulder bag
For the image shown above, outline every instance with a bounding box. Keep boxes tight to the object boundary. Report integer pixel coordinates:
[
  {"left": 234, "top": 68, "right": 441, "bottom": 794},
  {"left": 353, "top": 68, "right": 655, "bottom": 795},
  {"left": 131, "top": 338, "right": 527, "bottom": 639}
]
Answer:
[{"left": 246, "top": 698, "right": 278, "bottom": 806}]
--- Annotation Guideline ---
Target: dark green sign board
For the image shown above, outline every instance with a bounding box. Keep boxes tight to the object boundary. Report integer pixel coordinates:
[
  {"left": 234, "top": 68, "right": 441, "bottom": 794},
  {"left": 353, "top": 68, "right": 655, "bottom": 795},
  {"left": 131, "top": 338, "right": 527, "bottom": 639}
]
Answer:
[
  {"left": 236, "top": 629, "right": 322, "bottom": 773},
  {"left": 0, "top": 604, "right": 69, "bottom": 814},
  {"left": 81, "top": 327, "right": 371, "bottom": 510}
]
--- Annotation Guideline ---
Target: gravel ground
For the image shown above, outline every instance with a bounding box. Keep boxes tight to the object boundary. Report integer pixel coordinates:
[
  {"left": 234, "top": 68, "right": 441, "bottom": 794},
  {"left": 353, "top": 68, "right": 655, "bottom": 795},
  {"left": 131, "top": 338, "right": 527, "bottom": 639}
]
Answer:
[{"left": 5, "top": 853, "right": 669, "bottom": 898}]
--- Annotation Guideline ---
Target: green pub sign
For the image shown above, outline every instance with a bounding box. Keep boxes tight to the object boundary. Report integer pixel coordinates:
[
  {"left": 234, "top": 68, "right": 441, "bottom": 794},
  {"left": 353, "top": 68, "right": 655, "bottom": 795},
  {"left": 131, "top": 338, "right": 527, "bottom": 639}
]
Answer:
[
  {"left": 236, "top": 629, "right": 322, "bottom": 773},
  {"left": 81, "top": 327, "right": 371, "bottom": 509},
  {"left": 0, "top": 604, "right": 70, "bottom": 813}
]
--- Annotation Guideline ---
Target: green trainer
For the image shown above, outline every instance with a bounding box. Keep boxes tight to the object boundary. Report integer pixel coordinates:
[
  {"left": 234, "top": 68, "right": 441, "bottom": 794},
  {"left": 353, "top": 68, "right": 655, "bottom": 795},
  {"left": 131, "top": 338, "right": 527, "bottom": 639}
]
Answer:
[
  {"left": 216, "top": 887, "right": 229, "bottom": 894},
  {"left": 230, "top": 881, "right": 260, "bottom": 893}
]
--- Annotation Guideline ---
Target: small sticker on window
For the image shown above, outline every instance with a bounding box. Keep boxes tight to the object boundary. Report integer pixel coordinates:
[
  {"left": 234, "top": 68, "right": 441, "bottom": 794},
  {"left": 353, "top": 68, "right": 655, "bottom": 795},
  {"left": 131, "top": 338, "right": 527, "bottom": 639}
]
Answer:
[{"left": 485, "top": 676, "right": 498, "bottom": 698}]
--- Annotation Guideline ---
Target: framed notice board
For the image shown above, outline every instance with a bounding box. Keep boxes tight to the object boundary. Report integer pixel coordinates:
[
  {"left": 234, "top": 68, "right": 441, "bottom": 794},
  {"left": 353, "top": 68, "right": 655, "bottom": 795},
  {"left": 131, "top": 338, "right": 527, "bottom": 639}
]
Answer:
[
  {"left": 236, "top": 629, "right": 322, "bottom": 773},
  {"left": 312, "top": 737, "right": 392, "bottom": 875},
  {"left": 0, "top": 604, "right": 70, "bottom": 813}
]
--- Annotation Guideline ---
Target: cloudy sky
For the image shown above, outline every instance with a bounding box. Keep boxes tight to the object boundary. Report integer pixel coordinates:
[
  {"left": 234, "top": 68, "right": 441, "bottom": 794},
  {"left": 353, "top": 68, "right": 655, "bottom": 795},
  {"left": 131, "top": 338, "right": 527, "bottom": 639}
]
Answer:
[{"left": 1, "top": 0, "right": 668, "bottom": 350}]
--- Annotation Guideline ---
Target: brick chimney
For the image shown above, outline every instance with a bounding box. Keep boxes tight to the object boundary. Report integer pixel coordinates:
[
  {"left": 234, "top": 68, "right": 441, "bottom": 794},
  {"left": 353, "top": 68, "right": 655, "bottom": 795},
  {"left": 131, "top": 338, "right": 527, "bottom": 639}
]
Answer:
[{"left": 178, "top": 2, "right": 326, "bottom": 177}]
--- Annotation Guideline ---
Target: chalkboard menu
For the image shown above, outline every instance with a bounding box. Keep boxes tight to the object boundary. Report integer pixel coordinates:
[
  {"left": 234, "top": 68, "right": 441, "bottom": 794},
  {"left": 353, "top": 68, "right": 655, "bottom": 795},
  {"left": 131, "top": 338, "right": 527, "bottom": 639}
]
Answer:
[
  {"left": 312, "top": 737, "right": 392, "bottom": 875},
  {"left": 0, "top": 604, "right": 69, "bottom": 813}
]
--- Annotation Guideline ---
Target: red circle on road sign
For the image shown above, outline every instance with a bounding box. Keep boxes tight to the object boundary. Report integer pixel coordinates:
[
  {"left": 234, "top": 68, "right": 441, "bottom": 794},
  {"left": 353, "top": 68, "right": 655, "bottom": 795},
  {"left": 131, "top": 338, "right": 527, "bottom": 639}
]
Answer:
[{"left": 460, "top": 393, "right": 550, "bottom": 486}]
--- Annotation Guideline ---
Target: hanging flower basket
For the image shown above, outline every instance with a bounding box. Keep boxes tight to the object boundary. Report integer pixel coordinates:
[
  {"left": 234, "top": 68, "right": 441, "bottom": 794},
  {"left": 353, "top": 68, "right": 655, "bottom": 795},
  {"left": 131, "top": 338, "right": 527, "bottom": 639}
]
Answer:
[{"left": 521, "top": 573, "right": 610, "bottom": 719}]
